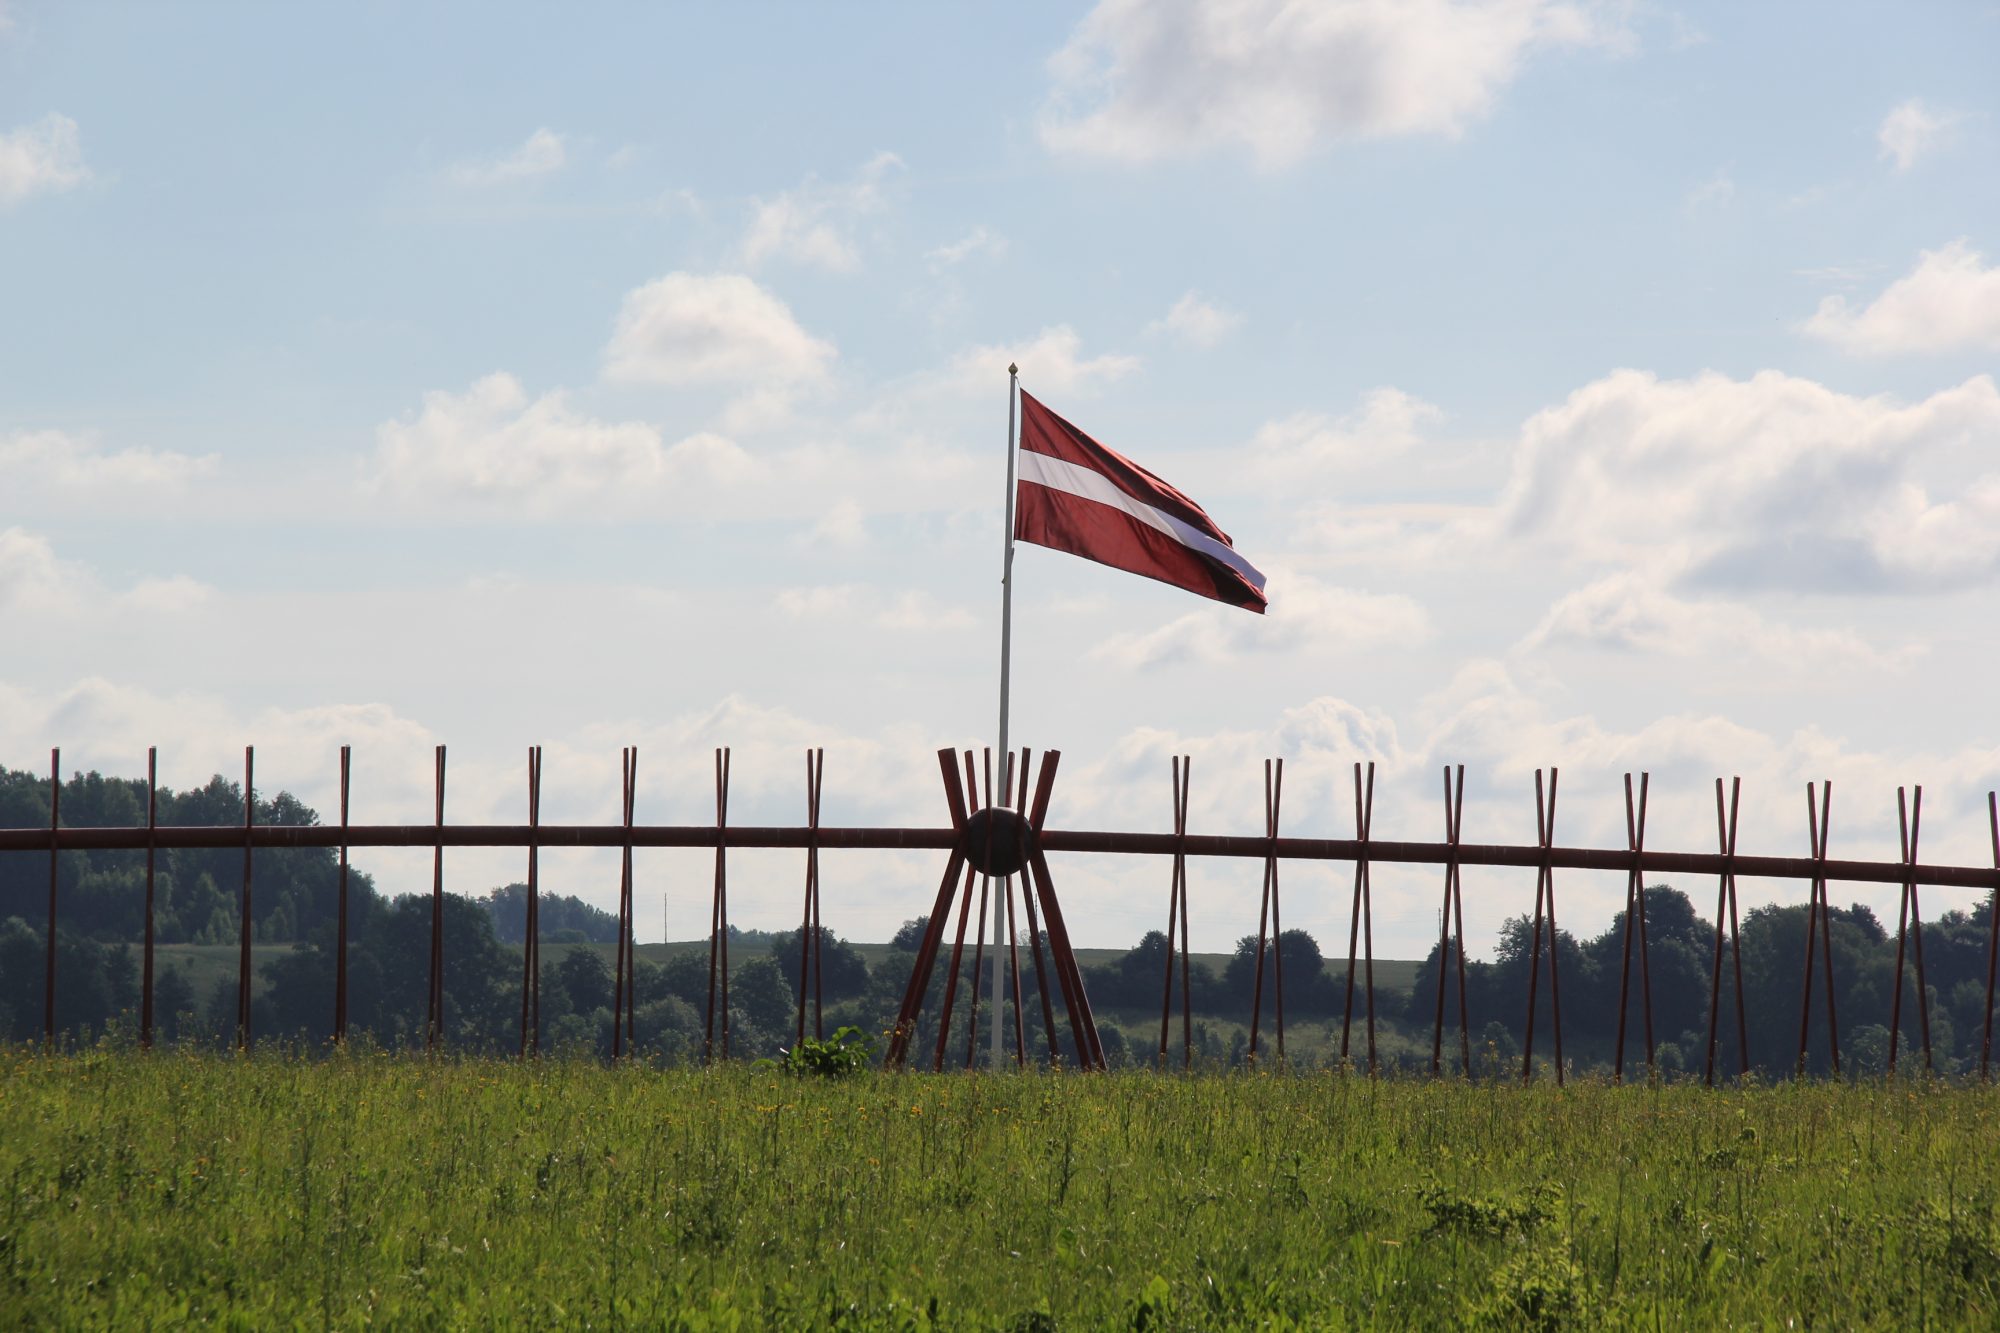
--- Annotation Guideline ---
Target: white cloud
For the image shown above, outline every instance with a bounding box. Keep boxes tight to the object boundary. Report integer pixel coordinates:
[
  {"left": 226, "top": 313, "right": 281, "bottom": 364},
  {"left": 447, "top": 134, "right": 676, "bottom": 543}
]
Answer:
[
  {"left": 602, "top": 272, "right": 836, "bottom": 387},
  {"left": 925, "top": 225, "right": 1007, "bottom": 270},
  {"left": 1089, "top": 568, "right": 1427, "bottom": 671},
  {"left": 1800, "top": 239, "right": 2000, "bottom": 356},
  {"left": 776, "top": 584, "right": 975, "bottom": 632},
  {"left": 448, "top": 128, "right": 567, "bottom": 186},
  {"left": 1683, "top": 171, "right": 1734, "bottom": 214},
  {"left": 1247, "top": 387, "right": 1442, "bottom": 481},
  {"left": 801, "top": 499, "right": 868, "bottom": 549},
  {"left": 0, "top": 113, "right": 91, "bottom": 207},
  {"left": 1497, "top": 368, "right": 2000, "bottom": 591},
  {"left": 1519, "top": 570, "right": 1919, "bottom": 673},
  {"left": 1146, "top": 291, "right": 1243, "bottom": 347},
  {"left": 1877, "top": 99, "right": 1956, "bottom": 171},
  {"left": 0, "top": 528, "right": 216, "bottom": 616},
  {"left": 0, "top": 428, "right": 216, "bottom": 490},
  {"left": 948, "top": 325, "right": 1138, "bottom": 396},
  {"left": 368, "top": 372, "right": 764, "bottom": 510},
  {"left": 741, "top": 152, "right": 902, "bottom": 273},
  {"left": 1039, "top": 0, "right": 1622, "bottom": 168}
]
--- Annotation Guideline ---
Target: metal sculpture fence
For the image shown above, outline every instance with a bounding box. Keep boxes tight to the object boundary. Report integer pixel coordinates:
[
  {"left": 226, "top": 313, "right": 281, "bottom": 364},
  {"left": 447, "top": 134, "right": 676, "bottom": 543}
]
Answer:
[{"left": 8, "top": 743, "right": 2000, "bottom": 1082}]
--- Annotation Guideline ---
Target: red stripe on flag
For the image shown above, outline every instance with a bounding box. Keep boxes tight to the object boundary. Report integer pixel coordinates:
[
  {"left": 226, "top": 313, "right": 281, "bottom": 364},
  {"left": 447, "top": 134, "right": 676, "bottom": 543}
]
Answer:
[{"left": 1018, "top": 391, "right": 1234, "bottom": 543}]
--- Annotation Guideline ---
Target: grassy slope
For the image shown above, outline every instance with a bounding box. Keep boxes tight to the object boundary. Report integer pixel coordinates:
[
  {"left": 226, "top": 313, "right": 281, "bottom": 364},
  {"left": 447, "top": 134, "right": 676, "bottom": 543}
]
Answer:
[{"left": 5, "top": 1049, "right": 1997, "bottom": 1328}]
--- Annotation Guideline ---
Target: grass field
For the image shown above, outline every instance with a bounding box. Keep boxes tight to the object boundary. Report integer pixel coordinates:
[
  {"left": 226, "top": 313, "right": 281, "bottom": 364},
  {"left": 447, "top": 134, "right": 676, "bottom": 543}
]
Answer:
[{"left": 5, "top": 1049, "right": 1999, "bottom": 1328}]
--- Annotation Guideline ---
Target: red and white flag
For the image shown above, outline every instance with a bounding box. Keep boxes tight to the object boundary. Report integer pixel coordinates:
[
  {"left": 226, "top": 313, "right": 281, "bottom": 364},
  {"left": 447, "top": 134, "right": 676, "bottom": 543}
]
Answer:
[{"left": 1014, "top": 390, "right": 1267, "bottom": 614}]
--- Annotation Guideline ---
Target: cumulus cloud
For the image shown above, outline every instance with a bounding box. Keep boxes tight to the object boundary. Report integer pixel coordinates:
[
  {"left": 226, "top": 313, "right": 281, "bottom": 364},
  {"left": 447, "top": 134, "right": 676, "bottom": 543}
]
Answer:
[
  {"left": 925, "top": 225, "right": 1007, "bottom": 270},
  {"left": 741, "top": 151, "right": 902, "bottom": 272},
  {"left": 1247, "top": 387, "right": 1442, "bottom": 482},
  {"left": 1877, "top": 99, "right": 1956, "bottom": 171},
  {"left": 0, "top": 429, "right": 216, "bottom": 490},
  {"left": 1039, "top": 0, "right": 1621, "bottom": 168},
  {"left": 1146, "top": 291, "right": 1243, "bottom": 347},
  {"left": 1089, "top": 568, "right": 1427, "bottom": 671},
  {"left": 1519, "top": 570, "right": 1919, "bottom": 673},
  {"left": 776, "top": 584, "right": 975, "bottom": 632},
  {"left": 368, "top": 372, "right": 763, "bottom": 510},
  {"left": 602, "top": 272, "right": 836, "bottom": 387},
  {"left": 1496, "top": 367, "right": 2000, "bottom": 591},
  {"left": 948, "top": 325, "right": 1138, "bottom": 396},
  {"left": 0, "top": 113, "right": 91, "bottom": 207},
  {"left": 448, "top": 128, "right": 567, "bottom": 186},
  {"left": 1800, "top": 239, "right": 2000, "bottom": 356},
  {"left": 0, "top": 528, "right": 216, "bottom": 616}
]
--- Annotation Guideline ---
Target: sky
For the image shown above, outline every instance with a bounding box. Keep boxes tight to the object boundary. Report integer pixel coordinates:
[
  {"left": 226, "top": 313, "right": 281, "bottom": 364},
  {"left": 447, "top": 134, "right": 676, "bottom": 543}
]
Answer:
[{"left": 4, "top": 2, "right": 2000, "bottom": 958}]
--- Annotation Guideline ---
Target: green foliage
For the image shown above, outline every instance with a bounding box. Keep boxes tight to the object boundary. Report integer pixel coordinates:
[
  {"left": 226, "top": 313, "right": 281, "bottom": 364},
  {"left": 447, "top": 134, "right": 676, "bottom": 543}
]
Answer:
[{"left": 782, "top": 1024, "right": 876, "bottom": 1078}]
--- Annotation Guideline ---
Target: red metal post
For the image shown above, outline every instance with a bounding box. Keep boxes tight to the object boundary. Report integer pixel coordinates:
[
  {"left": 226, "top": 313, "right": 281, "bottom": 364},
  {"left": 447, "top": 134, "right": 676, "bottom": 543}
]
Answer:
[
  {"left": 1984, "top": 792, "right": 2000, "bottom": 1080},
  {"left": 520, "top": 746, "right": 542, "bottom": 1058},
  {"left": 427, "top": 745, "right": 446, "bottom": 1051},
  {"left": 1159, "top": 756, "right": 1191, "bottom": 1067},
  {"left": 1270, "top": 760, "right": 1287, "bottom": 1061},
  {"left": 705, "top": 748, "right": 732, "bottom": 1062},
  {"left": 1341, "top": 761, "right": 1377, "bottom": 1074},
  {"left": 795, "top": 748, "right": 825, "bottom": 1048},
  {"left": 614, "top": 747, "right": 637, "bottom": 1060},
  {"left": 1614, "top": 773, "right": 1656, "bottom": 1082},
  {"left": 1247, "top": 758, "right": 1279, "bottom": 1062},
  {"left": 1888, "top": 786, "right": 1933, "bottom": 1073},
  {"left": 141, "top": 747, "right": 157, "bottom": 1049},
  {"left": 335, "top": 746, "right": 350, "bottom": 1044},
  {"left": 1521, "top": 768, "right": 1563, "bottom": 1084},
  {"left": 1704, "top": 776, "right": 1750, "bottom": 1085},
  {"left": 1431, "top": 765, "right": 1470, "bottom": 1076},
  {"left": 1797, "top": 782, "right": 1840, "bottom": 1077},
  {"left": 237, "top": 746, "right": 254, "bottom": 1051},
  {"left": 885, "top": 750, "right": 971, "bottom": 1067},
  {"left": 43, "top": 747, "right": 58, "bottom": 1047}
]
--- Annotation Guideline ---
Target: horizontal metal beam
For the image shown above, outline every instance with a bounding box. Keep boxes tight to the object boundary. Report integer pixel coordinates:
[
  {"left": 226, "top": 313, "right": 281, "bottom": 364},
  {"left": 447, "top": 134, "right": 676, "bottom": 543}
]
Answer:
[{"left": 2, "top": 823, "right": 1996, "bottom": 891}]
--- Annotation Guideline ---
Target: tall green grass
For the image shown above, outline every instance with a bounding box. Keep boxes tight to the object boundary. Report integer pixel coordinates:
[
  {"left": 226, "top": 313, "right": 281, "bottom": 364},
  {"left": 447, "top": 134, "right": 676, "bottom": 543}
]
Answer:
[{"left": 3, "top": 1046, "right": 1997, "bottom": 1328}]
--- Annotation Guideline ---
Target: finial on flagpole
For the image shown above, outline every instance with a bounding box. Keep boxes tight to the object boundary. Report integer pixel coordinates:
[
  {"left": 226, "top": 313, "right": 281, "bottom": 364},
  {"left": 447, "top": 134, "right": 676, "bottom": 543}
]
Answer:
[{"left": 1008, "top": 362, "right": 1018, "bottom": 375}]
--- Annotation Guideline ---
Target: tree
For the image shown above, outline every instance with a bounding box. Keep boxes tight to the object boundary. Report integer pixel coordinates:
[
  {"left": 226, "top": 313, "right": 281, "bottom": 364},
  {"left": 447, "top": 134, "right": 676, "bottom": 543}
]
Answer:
[{"left": 767, "top": 926, "right": 871, "bottom": 1001}]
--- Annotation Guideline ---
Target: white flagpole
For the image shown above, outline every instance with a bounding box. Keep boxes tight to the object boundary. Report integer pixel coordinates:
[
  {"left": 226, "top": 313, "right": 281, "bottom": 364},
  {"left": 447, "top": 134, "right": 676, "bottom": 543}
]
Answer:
[{"left": 993, "top": 362, "right": 1018, "bottom": 1067}]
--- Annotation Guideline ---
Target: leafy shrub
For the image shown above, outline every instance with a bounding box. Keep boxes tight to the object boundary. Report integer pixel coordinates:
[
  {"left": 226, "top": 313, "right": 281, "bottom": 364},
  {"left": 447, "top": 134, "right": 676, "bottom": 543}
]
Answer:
[{"left": 781, "top": 1024, "right": 875, "bottom": 1078}]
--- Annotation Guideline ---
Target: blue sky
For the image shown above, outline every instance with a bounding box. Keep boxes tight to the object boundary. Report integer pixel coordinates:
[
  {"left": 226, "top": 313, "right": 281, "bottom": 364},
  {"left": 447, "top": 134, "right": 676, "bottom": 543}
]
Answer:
[{"left": 5, "top": 2, "right": 2000, "bottom": 955}]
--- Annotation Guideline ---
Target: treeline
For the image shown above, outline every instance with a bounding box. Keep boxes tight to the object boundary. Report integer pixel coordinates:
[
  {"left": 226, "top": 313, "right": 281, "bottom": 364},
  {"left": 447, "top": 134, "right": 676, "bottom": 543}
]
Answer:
[{"left": 5, "top": 764, "right": 1998, "bottom": 1075}]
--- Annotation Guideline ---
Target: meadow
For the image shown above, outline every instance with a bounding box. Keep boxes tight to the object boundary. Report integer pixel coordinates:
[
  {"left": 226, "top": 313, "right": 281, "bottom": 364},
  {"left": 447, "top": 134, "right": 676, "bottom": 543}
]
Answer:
[{"left": 5, "top": 1047, "right": 1999, "bottom": 1329}]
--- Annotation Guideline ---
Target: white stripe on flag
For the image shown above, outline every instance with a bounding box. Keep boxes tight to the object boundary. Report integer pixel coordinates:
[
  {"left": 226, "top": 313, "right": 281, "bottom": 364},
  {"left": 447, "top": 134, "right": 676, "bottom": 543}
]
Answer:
[{"left": 1018, "top": 449, "right": 1268, "bottom": 593}]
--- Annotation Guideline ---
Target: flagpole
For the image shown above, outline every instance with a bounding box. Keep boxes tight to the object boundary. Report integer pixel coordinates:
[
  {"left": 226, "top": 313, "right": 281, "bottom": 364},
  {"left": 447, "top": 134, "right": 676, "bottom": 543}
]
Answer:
[{"left": 993, "top": 362, "right": 1018, "bottom": 1067}]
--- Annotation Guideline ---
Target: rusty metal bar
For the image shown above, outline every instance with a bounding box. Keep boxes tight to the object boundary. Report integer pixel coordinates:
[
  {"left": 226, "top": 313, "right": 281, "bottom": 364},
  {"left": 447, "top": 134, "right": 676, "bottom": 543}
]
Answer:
[
  {"left": 1431, "top": 765, "right": 1471, "bottom": 1077},
  {"left": 614, "top": 747, "right": 637, "bottom": 1060},
  {"left": 934, "top": 755, "right": 981, "bottom": 1072},
  {"left": 795, "top": 748, "right": 825, "bottom": 1048},
  {"left": 519, "top": 746, "right": 542, "bottom": 1058},
  {"left": 1797, "top": 782, "right": 1841, "bottom": 1077},
  {"left": 1011, "top": 751, "right": 1059, "bottom": 1069},
  {"left": 1704, "top": 776, "right": 1749, "bottom": 1086},
  {"left": 886, "top": 750, "right": 970, "bottom": 1067},
  {"left": 1247, "top": 758, "right": 1277, "bottom": 1063},
  {"left": 427, "top": 745, "right": 446, "bottom": 1051},
  {"left": 1984, "top": 792, "right": 2000, "bottom": 1080},
  {"left": 1614, "top": 772, "right": 1655, "bottom": 1083},
  {"left": 237, "top": 746, "right": 254, "bottom": 1050},
  {"left": 10, "top": 820, "right": 2000, "bottom": 890},
  {"left": 1158, "top": 755, "right": 1191, "bottom": 1068},
  {"left": 963, "top": 750, "right": 995, "bottom": 1070},
  {"left": 1522, "top": 768, "right": 1563, "bottom": 1085},
  {"left": 1023, "top": 751, "right": 1102, "bottom": 1068},
  {"left": 1888, "top": 786, "right": 1933, "bottom": 1074},
  {"left": 1341, "top": 761, "right": 1377, "bottom": 1074},
  {"left": 1270, "top": 760, "right": 1287, "bottom": 1062},
  {"left": 141, "top": 747, "right": 157, "bottom": 1050},
  {"left": 335, "top": 746, "right": 350, "bottom": 1044},
  {"left": 43, "top": 748, "right": 58, "bottom": 1048},
  {"left": 1004, "top": 751, "right": 1027, "bottom": 1067},
  {"left": 705, "top": 748, "right": 732, "bottom": 1063}
]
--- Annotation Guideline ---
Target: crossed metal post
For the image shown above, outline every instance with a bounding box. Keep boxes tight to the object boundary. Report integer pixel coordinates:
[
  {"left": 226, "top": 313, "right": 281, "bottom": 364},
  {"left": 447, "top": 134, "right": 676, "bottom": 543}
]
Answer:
[
  {"left": 1431, "top": 764, "right": 1472, "bottom": 1077},
  {"left": 1887, "top": 785, "right": 1933, "bottom": 1074},
  {"left": 1613, "top": 772, "right": 1656, "bottom": 1083},
  {"left": 1521, "top": 768, "right": 1564, "bottom": 1085},
  {"left": 1704, "top": 777, "right": 1750, "bottom": 1085},
  {"left": 1341, "top": 761, "right": 1378, "bottom": 1075}
]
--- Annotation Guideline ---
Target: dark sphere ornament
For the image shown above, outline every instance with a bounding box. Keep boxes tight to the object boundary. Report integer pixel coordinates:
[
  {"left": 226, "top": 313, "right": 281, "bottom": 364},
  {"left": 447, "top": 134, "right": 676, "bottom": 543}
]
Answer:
[{"left": 963, "top": 806, "right": 1030, "bottom": 877}]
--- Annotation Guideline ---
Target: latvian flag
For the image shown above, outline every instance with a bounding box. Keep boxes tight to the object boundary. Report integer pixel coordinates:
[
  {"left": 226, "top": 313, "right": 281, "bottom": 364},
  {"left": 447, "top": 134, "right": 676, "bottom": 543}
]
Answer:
[{"left": 1015, "top": 390, "right": 1268, "bottom": 614}]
